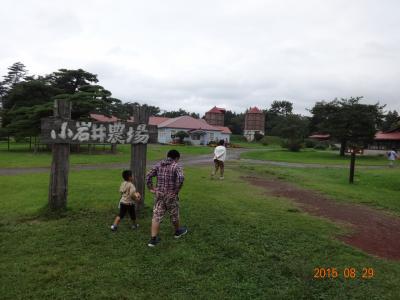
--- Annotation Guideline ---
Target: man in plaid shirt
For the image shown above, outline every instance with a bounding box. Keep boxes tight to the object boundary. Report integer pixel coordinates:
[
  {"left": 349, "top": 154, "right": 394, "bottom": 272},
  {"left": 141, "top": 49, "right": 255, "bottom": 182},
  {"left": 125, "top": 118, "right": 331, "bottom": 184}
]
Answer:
[{"left": 146, "top": 149, "right": 187, "bottom": 247}]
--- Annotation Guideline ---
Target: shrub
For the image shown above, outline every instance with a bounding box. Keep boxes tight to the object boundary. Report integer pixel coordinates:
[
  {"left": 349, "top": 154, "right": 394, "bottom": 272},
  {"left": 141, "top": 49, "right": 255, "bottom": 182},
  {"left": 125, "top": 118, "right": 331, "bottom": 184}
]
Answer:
[
  {"left": 330, "top": 144, "right": 339, "bottom": 151},
  {"left": 230, "top": 135, "right": 247, "bottom": 142},
  {"left": 261, "top": 135, "right": 283, "bottom": 146},
  {"left": 229, "top": 143, "right": 242, "bottom": 148},
  {"left": 304, "top": 139, "right": 316, "bottom": 148},
  {"left": 314, "top": 142, "right": 329, "bottom": 150},
  {"left": 281, "top": 139, "right": 303, "bottom": 152},
  {"left": 175, "top": 131, "right": 189, "bottom": 143},
  {"left": 14, "top": 136, "right": 30, "bottom": 143},
  {"left": 260, "top": 136, "right": 269, "bottom": 146},
  {"left": 254, "top": 132, "right": 264, "bottom": 142}
]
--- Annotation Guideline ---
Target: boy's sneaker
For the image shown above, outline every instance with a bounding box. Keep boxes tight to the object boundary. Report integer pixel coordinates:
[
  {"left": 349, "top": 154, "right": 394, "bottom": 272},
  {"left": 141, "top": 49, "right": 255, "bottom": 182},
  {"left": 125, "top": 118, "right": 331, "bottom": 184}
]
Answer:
[
  {"left": 219, "top": 176, "right": 224, "bottom": 180},
  {"left": 110, "top": 224, "right": 117, "bottom": 231},
  {"left": 131, "top": 224, "right": 139, "bottom": 230},
  {"left": 174, "top": 227, "right": 188, "bottom": 239},
  {"left": 148, "top": 236, "right": 161, "bottom": 247}
]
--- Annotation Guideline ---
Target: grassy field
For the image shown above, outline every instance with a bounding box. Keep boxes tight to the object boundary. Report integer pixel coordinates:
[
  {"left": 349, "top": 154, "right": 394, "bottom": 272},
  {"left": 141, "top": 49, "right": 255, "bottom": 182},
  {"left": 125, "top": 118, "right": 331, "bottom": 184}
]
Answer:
[
  {"left": 0, "top": 142, "right": 213, "bottom": 168},
  {"left": 1, "top": 166, "right": 400, "bottom": 299},
  {"left": 241, "top": 149, "right": 389, "bottom": 166}
]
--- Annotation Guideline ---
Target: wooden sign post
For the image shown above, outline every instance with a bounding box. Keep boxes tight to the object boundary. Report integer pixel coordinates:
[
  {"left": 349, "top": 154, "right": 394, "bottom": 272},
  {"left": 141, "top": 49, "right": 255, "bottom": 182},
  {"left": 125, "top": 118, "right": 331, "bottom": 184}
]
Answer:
[
  {"left": 131, "top": 106, "right": 150, "bottom": 211},
  {"left": 41, "top": 99, "right": 155, "bottom": 211},
  {"left": 48, "top": 99, "right": 71, "bottom": 210},
  {"left": 346, "top": 147, "right": 363, "bottom": 184},
  {"left": 349, "top": 150, "right": 356, "bottom": 184}
]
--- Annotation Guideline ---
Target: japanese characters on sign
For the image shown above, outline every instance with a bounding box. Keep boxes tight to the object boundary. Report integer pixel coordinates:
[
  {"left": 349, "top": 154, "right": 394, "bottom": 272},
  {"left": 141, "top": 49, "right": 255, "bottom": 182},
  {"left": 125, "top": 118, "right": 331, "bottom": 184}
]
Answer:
[{"left": 41, "top": 119, "right": 150, "bottom": 144}]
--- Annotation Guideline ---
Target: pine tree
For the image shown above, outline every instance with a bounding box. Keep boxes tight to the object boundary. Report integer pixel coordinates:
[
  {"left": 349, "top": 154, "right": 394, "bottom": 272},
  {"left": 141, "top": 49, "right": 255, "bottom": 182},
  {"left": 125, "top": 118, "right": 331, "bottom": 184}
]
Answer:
[{"left": 2, "top": 62, "right": 27, "bottom": 89}]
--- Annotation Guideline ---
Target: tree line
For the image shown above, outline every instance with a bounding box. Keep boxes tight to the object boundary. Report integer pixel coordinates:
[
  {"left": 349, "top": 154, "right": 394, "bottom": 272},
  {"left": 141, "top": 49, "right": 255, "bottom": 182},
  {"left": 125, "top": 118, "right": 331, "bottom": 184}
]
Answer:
[
  {"left": 1, "top": 62, "right": 399, "bottom": 153},
  {"left": 0, "top": 63, "right": 202, "bottom": 139}
]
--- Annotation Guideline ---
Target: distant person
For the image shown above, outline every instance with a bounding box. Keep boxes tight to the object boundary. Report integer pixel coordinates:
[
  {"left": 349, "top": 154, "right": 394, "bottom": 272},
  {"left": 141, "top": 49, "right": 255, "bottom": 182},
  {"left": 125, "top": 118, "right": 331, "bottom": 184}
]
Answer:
[
  {"left": 387, "top": 148, "right": 398, "bottom": 168},
  {"left": 146, "top": 149, "right": 187, "bottom": 247},
  {"left": 110, "top": 170, "right": 141, "bottom": 231},
  {"left": 212, "top": 139, "right": 227, "bottom": 180}
]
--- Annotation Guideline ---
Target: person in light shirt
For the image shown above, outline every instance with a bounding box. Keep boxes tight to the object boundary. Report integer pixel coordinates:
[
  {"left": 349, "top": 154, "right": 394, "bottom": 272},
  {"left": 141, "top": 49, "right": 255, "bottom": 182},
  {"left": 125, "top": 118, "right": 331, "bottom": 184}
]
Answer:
[
  {"left": 212, "top": 139, "right": 227, "bottom": 180},
  {"left": 387, "top": 148, "right": 398, "bottom": 168}
]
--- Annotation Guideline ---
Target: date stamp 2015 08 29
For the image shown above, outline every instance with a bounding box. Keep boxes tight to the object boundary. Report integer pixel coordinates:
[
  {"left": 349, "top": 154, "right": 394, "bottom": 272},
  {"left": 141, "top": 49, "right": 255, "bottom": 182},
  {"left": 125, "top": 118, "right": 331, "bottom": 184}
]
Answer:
[{"left": 313, "top": 267, "right": 375, "bottom": 279}]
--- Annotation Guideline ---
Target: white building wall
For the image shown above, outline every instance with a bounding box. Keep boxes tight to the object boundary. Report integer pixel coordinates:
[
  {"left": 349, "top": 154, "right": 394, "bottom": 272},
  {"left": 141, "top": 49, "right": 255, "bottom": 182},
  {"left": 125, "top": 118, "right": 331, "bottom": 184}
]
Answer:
[
  {"left": 157, "top": 127, "right": 230, "bottom": 145},
  {"left": 244, "top": 129, "right": 264, "bottom": 142},
  {"left": 220, "top": 133, "right": 231, "bottom": 142}
]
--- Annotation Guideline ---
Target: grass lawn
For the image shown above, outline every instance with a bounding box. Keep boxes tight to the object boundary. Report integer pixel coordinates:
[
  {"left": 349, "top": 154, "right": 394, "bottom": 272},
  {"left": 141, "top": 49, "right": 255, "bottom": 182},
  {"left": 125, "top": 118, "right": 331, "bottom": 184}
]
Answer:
[
  {"left": 0, "top": 143, "right": 213, "bottom": 168},
  {"left": 240, "top": 164, "right": 400, "bottom": 215},
  {"left": 1, "top": 166, "right": 399, "bottom": 299},
  {"left": 241, "top": 149, "right": 388, "bottom": 166}
]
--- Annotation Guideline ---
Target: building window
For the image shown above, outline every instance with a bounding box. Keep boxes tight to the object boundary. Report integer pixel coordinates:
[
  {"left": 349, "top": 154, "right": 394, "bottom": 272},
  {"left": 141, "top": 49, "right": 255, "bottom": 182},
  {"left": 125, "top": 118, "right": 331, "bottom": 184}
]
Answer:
[
  {"left": 170, "top": 130, "right": 176, "bottom": 138},
  {"left": 210, "top": 133, "right": 214, "bottom": 140}
]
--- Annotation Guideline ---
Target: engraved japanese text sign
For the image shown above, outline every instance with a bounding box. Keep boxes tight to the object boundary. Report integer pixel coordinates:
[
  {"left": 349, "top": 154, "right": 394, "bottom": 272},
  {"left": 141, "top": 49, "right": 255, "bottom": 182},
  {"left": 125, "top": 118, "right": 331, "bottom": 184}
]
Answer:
[{"left": 41, "top": 118, "right": 153, "bottom": 144}]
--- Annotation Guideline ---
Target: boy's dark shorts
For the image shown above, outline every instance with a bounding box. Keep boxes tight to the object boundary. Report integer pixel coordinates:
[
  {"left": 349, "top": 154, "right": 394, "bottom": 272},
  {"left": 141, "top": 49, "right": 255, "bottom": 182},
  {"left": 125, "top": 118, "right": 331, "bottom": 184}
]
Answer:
[
  {"left": 152, "top": 192, "right": 179, "bottom": 223},
  {"left": 119, "top": 203, "right": 136, "bottom": 220},
  {"left": 214, "top": 159, "right": 224, "bottom": 168}
]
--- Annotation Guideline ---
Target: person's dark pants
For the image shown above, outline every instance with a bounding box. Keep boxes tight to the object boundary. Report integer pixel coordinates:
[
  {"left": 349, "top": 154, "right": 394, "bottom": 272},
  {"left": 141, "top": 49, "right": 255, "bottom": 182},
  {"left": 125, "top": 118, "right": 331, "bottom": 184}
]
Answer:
[
  {"left": 214, "top": 159, "right": 224, "bottom": 177},
  {"left": 119, "top": 203, "right": 136, "bottom": 220}
]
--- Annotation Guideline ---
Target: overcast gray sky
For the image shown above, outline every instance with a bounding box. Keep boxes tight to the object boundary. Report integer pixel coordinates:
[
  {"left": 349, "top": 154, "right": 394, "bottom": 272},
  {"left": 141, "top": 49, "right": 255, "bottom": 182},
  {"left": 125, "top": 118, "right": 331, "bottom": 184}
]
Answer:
[{"left": 1, "top": 0, "right": 399, "bottom": 115}]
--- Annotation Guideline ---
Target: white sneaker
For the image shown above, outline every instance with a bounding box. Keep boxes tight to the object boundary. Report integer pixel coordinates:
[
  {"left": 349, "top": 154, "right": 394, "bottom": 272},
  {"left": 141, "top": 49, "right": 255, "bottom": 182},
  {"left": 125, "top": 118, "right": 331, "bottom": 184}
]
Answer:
[
  {"left": 219, "top": 177, "right": 224, "bottom": 180},
  {"left": 110, "top": 224, "right": 117, "bottom": 231}
]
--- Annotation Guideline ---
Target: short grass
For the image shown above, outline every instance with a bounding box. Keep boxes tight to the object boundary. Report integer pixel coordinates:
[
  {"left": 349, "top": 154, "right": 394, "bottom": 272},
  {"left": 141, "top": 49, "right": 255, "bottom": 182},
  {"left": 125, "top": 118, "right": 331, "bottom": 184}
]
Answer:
[
  {"left": 240, "top": 164, "right": 400, "bottom": 215},
  {"left": 0, "top": 142, "right": 213, "bottom": 168},
  {"left": 242, "top": 149, "right": 388, "bottom": 166},
  {"left": 1, "top": 166, "right": 399, "bottom": 299}
]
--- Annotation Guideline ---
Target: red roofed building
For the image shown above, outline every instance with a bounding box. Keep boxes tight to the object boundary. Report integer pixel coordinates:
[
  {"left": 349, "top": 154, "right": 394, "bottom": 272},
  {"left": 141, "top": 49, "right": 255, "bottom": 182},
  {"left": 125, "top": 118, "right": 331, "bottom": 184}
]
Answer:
[
  {"left": 90, "top": 113, "right": 119, "bottom": 123},
  {"left": 90, "top": 113, "right": 231, "bottom": 145},
  {"left": 309, "top": 133, "right": 331, "bottom": 141},
  {"left": 157, "top": 115, "right": 231, "bottom": 145},
  {"left": 149, "top": 116, "right": 171, "bottom": 126},
  {"left": 204, "top": 106, "right": 226, "bottom": 126},
  {"left": 244, "top": 106, "right": 265, "bottom": 141},
  {"left": 370, "top": 127, "right": 400, "bottom": 150}
]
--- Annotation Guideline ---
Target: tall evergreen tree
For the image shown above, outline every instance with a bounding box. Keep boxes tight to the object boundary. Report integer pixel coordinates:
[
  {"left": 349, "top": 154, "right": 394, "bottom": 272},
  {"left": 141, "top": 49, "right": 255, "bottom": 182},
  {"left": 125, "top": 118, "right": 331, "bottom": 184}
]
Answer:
[
  {"left": 46, "top": 69, "right": 98, "bottom": 94},
  {"left": 381, "top": 110, "right": 399, "bottom": 132},
  {"left": 1, "top": 67, "right": 123, "bottom": 137},
  {"left": 2, "top": 62, "right": 27, "bottom": 89},
  {"left": 264, "top": 100, "right": 294, "bottom": 134}
]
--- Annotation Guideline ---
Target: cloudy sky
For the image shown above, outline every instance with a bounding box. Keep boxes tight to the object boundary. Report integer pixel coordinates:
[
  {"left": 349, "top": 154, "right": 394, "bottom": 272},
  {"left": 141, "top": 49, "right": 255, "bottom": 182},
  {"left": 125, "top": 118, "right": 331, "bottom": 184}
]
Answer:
[{"left": 1, "top": 0, "right": 399, "bottom": 115}]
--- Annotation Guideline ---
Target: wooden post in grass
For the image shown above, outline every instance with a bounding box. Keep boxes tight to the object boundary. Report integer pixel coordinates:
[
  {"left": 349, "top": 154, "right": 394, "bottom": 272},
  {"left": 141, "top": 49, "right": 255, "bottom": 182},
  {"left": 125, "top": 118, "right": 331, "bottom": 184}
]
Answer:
[
  {"left": 349, "top": 148, "right": 356, "bottom": 184},
  {"left": 131, "top": 105, "right": 150, "bottom": 211},
  {"left": 48, "top": 99, "right": 71, "bottom": 210}
]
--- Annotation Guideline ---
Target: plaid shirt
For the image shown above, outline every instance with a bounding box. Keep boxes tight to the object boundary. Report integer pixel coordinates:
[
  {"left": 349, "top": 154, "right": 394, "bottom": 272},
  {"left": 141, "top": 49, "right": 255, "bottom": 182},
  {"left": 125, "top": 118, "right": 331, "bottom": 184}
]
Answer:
[{"left": 146, "top": 158, "right": 184, "bottom": 195}]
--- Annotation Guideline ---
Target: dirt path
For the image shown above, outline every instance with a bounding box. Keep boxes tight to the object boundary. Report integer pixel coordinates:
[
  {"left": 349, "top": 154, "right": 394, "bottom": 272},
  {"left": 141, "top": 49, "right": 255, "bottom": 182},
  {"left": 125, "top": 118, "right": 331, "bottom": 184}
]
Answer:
[
  {"left": 243, "top": 175, "right": 400, "bottom": 260},
  {"left": 0, "top": 148, "right": 246, "bottom": 176}
]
